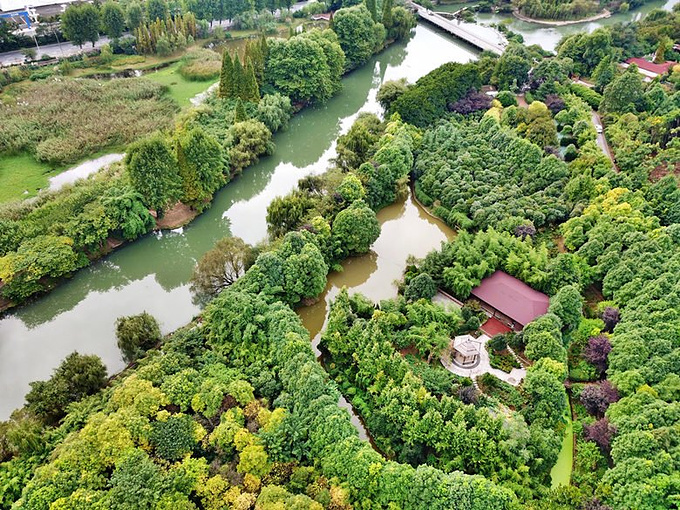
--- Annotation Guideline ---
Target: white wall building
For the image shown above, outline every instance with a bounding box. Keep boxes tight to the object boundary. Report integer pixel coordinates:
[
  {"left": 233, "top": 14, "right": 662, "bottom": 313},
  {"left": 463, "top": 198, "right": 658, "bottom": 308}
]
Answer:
[{"left": 0, "top": 0, "right": 74, "bottom": 13}]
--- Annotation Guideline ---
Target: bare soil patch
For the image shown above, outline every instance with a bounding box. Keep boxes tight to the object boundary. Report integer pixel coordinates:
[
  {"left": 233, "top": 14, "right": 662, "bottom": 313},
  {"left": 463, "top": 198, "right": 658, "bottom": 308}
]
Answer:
[{"left": 156, "top": 202, "right": 199, "bottom": 230}]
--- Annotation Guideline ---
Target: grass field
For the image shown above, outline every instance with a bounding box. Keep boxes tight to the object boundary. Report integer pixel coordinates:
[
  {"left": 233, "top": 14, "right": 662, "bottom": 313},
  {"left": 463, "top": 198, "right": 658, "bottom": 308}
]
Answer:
[
  {"left": 0, "top": 153, "right": 62, "bottom": 203},
  {"left": 145, "top": 62, "right": 219, "bottom": 107},
  {"left": 550, "top": 408, "right": 574, "bottom": 488}
]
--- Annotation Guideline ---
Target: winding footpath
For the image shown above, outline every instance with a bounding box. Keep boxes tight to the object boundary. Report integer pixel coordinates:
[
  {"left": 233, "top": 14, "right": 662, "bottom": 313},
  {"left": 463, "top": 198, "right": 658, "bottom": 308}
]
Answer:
[{"left": 512, "top": 8, "right": 612, "bottom": 26}]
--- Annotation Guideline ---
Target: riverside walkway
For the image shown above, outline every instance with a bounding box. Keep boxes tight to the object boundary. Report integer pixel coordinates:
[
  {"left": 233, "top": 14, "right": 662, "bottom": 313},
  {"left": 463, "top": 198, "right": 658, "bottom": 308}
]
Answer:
[{"left": 410, "top": 3, "right": 508, "bottom": 55}]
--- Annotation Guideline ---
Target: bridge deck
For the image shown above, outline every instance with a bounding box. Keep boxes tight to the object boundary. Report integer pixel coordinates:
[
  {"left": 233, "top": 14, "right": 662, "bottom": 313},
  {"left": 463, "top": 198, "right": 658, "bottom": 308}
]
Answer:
[{"left": 412, "top": 5, "right": 507, "bottom": 55}]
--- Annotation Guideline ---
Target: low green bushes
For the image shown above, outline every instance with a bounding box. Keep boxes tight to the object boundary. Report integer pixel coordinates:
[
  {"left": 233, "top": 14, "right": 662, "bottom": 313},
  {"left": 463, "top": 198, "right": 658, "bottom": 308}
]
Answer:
[
  {"left": 569, "top": 82, "right": 602, "bottom": 109},
  {"left": 0, "top": 77, "right": 177, "bottom": 165},
  {"left": 177, "top": 48, "right": 222, "bottom": 81}
]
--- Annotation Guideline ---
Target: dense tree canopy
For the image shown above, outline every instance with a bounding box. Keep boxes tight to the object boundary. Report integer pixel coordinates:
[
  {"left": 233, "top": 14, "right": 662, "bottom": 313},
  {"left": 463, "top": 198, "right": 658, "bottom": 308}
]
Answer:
[
  {"left": 331, "top": 4, "right": 385, "bottom": 71},
  {"left": 392, "top": 62, "right": 481, "bottom": 127},
  {"left": 331, "top": 199, "right": 380, "bottom": 256},
  {"left": 116, "top": 312, "right": 162, "bottom": 362},
  {"left": 3, "top": 17, "right": 680, "bottom": 510},
  {"left": 25, "top": 352, "right": 107, "bottom": 424},
  {"left": 265, "top": 30, "right": 344, "bottom": 105},
  {"left": 415, "top": 116, "right": 570, "bottom": 232},
  {"left": 60, "top": 3, "right": 100, "bottom": 48},
  {"left": 125, "top": 134, "right": 182, "bottom": 215},
  {"left": 176, "top": 126, "right": 227, "bottom": 210}
]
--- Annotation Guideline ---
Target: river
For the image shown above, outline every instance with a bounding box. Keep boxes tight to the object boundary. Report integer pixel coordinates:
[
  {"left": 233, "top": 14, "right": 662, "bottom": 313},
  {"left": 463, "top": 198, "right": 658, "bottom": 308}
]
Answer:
[
  {"left": 0, "top": 24, "right": 475, "bottom": 419},
  {"left": 1, "top": 0, "right": 677, "bottom": 419},
  {"left": 438, "top": 0, "right": 679, "bottom": 51}
]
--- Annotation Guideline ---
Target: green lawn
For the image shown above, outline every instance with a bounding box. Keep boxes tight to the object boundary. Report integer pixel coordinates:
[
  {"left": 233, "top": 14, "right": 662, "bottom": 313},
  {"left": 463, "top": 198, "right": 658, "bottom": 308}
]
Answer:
[
  {"left": 144, "top": 62, "right": 218, "bottom": 107},
  {"left": 0, "top": 153, "right": 63, "bottom": 203},
  {"left": 550, "top": 408, "right": 574, "bottom": 488},
  {"left": 0, "top": 148, "right": 126, "bottom": 204}
]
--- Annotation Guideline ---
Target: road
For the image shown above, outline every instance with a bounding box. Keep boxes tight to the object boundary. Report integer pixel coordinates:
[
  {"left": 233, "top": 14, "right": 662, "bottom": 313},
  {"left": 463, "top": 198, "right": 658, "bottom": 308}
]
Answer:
[
  {"left": 591, "top": 110, "right": 617, "bottom": 170},
  {"left": 0, "top": 0, "right": 314, "bottom": 66},
  {"left": 0, "top": 35, "right": 112, "bottom": 66}
]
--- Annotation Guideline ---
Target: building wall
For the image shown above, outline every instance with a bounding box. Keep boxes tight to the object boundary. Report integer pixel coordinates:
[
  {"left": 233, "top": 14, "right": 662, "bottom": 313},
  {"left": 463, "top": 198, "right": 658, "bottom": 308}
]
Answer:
[
  {"left": 0, "top": 0, "right": 68, "bottom": 13},
  {"left": 477, "top": 300, "right": 522, "bottom": 331}
]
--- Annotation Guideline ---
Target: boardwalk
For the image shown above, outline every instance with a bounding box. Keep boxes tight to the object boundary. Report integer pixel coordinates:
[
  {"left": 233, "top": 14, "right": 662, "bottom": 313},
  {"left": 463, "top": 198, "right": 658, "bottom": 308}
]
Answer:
[{"left": 410, "top": 4, "right": 507, "bottom": 55}]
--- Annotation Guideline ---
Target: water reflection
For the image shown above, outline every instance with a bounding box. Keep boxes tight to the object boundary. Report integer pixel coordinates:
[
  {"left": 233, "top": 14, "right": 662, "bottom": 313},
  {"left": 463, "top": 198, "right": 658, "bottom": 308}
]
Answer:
[
  {"left": 48, "top": 153, "right": 125, "bottom": 191},
  {"left": 0, "top": 24, "right": 472, "bottom": 419},
  {"left": 438, "top": 0, "right": 679, "bottom": 51},
  {"left": 298, "top": 194, "right": 455, "bottom": 353}
]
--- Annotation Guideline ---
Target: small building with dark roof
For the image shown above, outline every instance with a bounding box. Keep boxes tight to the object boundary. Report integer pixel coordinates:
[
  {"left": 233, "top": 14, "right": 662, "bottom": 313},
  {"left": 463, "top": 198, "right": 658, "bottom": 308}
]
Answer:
[
  {"left": 470, "top": 270, "right": 549, "bottom": 331},
  {"left": 623, "top": 57, "right": 675, "bottom": 81}
]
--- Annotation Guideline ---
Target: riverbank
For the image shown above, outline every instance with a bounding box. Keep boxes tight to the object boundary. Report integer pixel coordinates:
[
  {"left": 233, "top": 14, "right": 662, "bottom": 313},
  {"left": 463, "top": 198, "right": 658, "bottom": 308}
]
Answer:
[
  {"left": 0, "top": 22, "right": 475, "bottom": 421},
  {"left": 0, "top": 22, "right": 411, "bottom": 316},
  {"left": 512, "top": 8, "right": 611, "bottom": 26}
]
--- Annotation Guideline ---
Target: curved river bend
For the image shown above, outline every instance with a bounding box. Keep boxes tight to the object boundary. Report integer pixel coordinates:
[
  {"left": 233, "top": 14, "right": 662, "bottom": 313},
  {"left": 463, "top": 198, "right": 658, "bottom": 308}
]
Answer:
[
  {"left": 2, "top": 0, "right": 677, "bottom": 418},
  {"left": 439, "top": 0, "right": 678, "bottom": 51},
  {"left": 0, "top": 24, "right": 474, "bottom": 419}
]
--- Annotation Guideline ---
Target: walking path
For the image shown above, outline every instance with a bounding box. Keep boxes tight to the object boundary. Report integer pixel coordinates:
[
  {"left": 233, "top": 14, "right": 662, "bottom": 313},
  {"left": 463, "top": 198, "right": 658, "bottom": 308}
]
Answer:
[
  {"left": 441, "top": 332, "right": 526, "bottom": 386},
  {"left": 591, "top": 110, "right": 617, "bottom": 171},
  {"left": 0, "top": 36, "right": 112, "bottom": 66},
  {"left": 0, "top": 0, "right": 314, "bottom": 67},
  {"left": 506, "top": 345, "right": 528, "bottom": 368},
  {"left": 190, "top": 82, "right": 219, "bottom": 105},
  {"left": 512, "top": 8, "right": 611, "bottom": 26}
]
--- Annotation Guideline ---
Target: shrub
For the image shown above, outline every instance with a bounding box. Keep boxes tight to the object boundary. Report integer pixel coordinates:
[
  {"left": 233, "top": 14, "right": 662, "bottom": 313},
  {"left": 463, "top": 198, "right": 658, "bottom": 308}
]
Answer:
[
  {"left": 584, "top": 417, "right": 615, "bottom": 452},
  {"left": 487, "top": 346, "right": 521, "bottom": 373},
  {"left": 111, "top": 36, "right": 137, "bottom": 55},
  {"left": 178, "top": 49, "right": 221, "bottom": 81},
  {"left": 0, "top": 78, "right": 176, "bottom": 165},
  {"left": 488, "top": 334, "right": 507, "bottom": 352},
  {"left": 600, "top": 306, "right": 620, "bottom": 332},
  {"left": 583, "top": 334, "right": 611, "bottom": 373},
  {"left": 151, "top": 414, "right": 197, "bottom": 460},
  {"left": 448, "top": 89, "right": 492, "bottom": 114},
  {"left": 569, "top": 83, "right": 602, "bottom": 109},
  {"left": 116, "top": 312, "right": 162, "bottom": 362},
  {"left": 564, "top": 143, "right": 578, "bottom": 161},
  {"left": 155, "top": 35, "right": 172, "bottom": 56},
  {"left": 496, "top": 90, "right": 517, "bottom": 107},
  {"left": 25, "top": 352, "right": 107, "bottom": 424},
  {"left": 580, "top": 381, "right": 618, "bottom": 416},
  {"left": 29, "top": 68, "right": 53, "bottom": 81},
  {"left": 404, "top": 273, "right": 437, "bottom": 302},
  {"left": 99, "top": 43, "right": 114, "bottom": 64}
]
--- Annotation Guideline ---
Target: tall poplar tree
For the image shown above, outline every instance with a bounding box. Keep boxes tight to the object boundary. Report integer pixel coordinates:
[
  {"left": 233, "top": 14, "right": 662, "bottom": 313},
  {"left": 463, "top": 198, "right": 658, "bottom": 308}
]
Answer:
[
  {"left": 243, "top": 60, "right": 260, "bottom": 102},
  {"left": 259, "top": 34, "right": 269, "bottom": 59},
  {"left": 365, "top": 0, "right": 378, "bottom": 22},
  {"left": 382, "top": 0, "right": 394, "bottom": 28},
  {"left": 232, "top": 54, "right": 245, "bottom": 100},
  {"left": 218, "top": 51, "right": 234, "bottom": 98},
  {"left": 245, "top": 40, "right": 265, "bottom": 84}
]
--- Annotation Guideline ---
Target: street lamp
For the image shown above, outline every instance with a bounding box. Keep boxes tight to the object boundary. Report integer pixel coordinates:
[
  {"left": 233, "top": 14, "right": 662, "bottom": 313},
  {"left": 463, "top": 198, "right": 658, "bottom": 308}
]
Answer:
[{"left": 51, "top": 23, "right": 64, "bottom": 57}]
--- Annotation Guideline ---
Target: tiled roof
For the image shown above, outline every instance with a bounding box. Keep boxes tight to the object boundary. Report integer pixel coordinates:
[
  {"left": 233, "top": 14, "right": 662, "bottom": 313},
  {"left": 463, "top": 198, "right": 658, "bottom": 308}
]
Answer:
[{"left": 471, "top": 270, "right": 549, "bottom": 327}]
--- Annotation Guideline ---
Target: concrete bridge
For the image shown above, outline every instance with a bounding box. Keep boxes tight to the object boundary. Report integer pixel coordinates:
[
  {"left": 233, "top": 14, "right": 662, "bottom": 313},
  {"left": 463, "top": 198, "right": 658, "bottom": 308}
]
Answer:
[{"left": 410, "top": 3, "right": 508, "bottom": 55}]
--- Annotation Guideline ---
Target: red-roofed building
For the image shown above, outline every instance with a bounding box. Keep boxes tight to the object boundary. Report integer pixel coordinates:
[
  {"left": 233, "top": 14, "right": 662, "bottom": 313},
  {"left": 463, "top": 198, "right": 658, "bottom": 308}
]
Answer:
[
  {"left": 623, "top": 57, "right": 674, "bottom": 80},
  {"left": 471, "top": 270, "right": 549, "bottom": 331}
]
